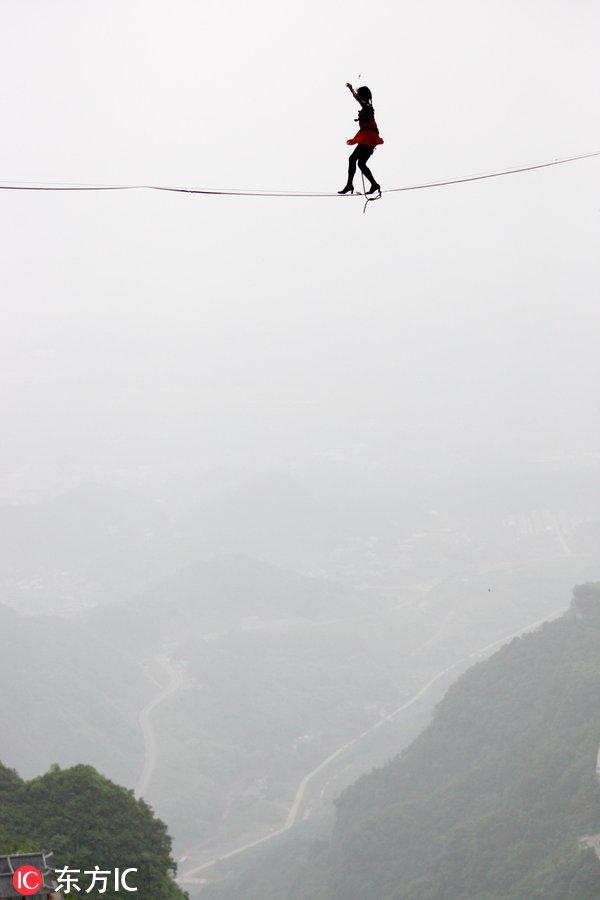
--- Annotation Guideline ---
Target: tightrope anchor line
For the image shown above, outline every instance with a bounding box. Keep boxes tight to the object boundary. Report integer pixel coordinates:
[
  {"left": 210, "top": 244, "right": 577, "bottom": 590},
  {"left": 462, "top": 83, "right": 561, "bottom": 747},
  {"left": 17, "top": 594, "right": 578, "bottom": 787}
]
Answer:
[
  {"left": 0, "top": 182, "right": 340, "bottom": 197},
  {"left": 383, "top": 148, "right": 600, "bottom": 194},
  {"left": 0, "top": 148, "right": 599, "bottom": 200}
]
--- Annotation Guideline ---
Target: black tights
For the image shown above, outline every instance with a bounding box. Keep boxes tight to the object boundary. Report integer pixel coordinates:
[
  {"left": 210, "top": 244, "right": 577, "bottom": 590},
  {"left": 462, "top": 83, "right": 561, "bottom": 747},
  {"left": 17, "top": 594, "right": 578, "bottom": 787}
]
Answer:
[{"left": 346, "top": 145, "right": 378, "bottom": 189}]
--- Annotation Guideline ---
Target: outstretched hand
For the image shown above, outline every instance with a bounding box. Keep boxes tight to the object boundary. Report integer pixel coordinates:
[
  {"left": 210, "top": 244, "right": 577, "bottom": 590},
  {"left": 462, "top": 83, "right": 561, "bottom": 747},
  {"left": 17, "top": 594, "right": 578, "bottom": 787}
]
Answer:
[{"left": 345, "top": 82, "right": 353, "bottom": 90}]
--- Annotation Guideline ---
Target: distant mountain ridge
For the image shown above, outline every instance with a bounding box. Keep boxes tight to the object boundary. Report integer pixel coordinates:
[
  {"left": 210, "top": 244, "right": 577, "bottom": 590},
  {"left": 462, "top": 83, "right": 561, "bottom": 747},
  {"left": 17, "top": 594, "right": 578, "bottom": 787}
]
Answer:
[
  {"left": 0, "top": 483, "right": 188, "bottom": 613},
  {"left": 205, "top": 583, "right": 600, "bottom": 899},
  {"left": 0, "top": 599, "right": 146, "bottom": 785},
  {"left": 0, "top": 555, "right": 362, "bottom": 780},
  {"left": 81, "top": 554, "right": 371, "bottom": 655},
  {"left": 0, "top": 557, "right": 375, "bottom": 856}
]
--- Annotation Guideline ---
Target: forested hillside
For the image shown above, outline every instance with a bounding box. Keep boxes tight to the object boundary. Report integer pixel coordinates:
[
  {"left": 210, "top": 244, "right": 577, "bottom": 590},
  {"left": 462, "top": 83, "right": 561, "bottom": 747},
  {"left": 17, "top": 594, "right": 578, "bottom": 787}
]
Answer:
[
  {"left": 0, "top": 762, "right": 186, "bottom": 899},
  {"left": 205, "top": 584, "right": 600, "bottom": 899}
]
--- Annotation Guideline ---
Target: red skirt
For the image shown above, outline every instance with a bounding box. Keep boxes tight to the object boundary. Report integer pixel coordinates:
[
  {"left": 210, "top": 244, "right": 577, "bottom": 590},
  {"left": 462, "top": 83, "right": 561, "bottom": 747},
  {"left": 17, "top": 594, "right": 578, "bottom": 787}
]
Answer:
[{"left": 346, "top": 128, "right": 384, "bottom": 148}]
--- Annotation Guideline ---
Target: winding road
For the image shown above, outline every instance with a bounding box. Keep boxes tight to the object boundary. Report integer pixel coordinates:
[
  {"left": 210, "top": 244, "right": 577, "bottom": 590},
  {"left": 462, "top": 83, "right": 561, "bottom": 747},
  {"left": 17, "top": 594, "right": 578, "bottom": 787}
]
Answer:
[
  {"left": 135, "top": 656, "right": 185, "bottom": 799},
  {"left": 178, "top": 607, "right": 562, "bottom": 884}
]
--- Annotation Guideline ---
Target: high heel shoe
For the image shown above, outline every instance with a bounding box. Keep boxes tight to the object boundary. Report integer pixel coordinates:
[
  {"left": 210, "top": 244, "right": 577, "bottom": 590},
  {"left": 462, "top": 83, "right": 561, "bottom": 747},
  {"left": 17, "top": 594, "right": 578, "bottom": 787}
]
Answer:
[
  {"left": 366, "top": 183, "right": 381, "bottom": 195},
  {"left": 338, "top": 185, "right": 354, "bottom": 195}
]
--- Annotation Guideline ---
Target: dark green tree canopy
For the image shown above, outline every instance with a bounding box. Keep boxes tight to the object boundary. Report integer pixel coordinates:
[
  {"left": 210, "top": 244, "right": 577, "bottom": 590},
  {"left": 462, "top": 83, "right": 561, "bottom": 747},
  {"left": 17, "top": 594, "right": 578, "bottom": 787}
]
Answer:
[{"left": 0, "top": 762, "right": 186, "bottom": 899}]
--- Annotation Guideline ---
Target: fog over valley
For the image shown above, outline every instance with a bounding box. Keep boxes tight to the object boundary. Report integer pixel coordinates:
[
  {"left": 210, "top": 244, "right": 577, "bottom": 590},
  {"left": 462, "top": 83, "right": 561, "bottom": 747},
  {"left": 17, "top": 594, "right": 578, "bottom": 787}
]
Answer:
[{"left": 1, "top": 1, "right": 600, "bottom": 898}]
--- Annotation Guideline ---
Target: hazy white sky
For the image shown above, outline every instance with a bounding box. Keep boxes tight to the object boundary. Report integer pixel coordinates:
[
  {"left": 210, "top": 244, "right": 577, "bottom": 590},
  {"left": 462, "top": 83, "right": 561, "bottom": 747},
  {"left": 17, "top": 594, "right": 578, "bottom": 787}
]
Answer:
[{"left": 1, "top": 0, "right": 599, "bottom": 495}]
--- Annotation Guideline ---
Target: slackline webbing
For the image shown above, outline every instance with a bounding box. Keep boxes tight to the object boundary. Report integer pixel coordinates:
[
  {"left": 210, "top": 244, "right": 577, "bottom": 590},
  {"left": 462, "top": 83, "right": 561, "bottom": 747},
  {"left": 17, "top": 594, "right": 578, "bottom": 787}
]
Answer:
[{"left": 0, "top": 149, "right": 599, "bottom": 199}]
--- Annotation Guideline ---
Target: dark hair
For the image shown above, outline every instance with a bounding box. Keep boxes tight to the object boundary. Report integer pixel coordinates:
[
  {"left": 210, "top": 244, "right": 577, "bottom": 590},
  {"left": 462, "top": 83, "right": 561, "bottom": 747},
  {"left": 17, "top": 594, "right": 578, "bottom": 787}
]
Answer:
[{"left": 357, "top": 86, "right": 372, "bottom": 102}]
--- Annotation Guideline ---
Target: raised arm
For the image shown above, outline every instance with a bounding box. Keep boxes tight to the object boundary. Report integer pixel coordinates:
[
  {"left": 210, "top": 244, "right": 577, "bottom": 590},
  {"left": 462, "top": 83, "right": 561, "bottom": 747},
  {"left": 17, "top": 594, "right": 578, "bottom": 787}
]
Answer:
[{"left": 345, "top": 82, "right": 366, "bottom": 105}]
